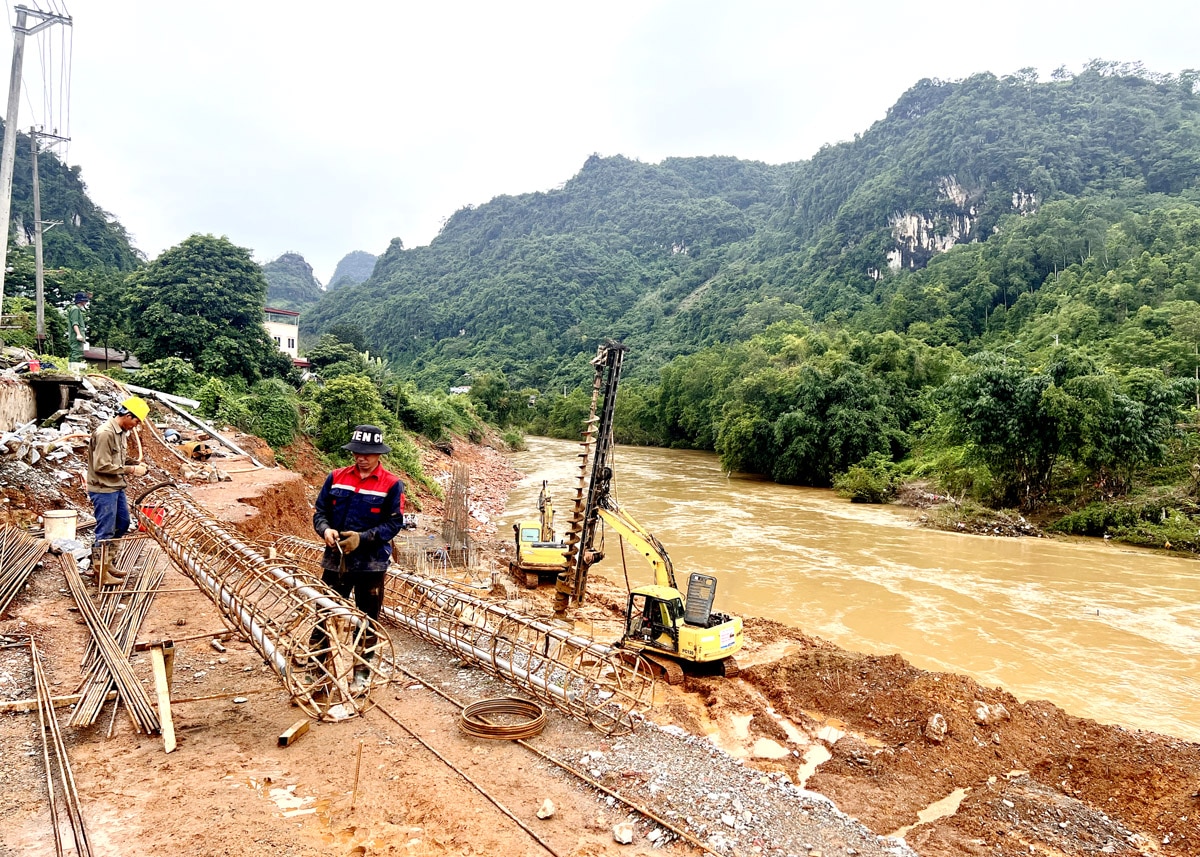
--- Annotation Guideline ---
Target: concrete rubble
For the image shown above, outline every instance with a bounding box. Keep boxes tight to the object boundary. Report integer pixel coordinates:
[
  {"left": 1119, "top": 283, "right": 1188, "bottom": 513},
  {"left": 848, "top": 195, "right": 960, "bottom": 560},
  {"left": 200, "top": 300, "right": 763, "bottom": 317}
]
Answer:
[{"left": 0, "top": 374, "right": 239, "bottom": 534}]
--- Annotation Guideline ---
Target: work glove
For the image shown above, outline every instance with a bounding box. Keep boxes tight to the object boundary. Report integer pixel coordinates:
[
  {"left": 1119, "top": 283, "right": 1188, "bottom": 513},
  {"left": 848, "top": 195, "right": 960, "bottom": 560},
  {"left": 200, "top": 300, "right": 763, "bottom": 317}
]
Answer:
[
  {"left": 76, "top": 333, "right": 85, "bottom": 342},
  {"left": 337, "top": 531, "right": 362, "bottom": 553},
  {"left": 127, "top": 463, "right": 148, "bottom": 478}
]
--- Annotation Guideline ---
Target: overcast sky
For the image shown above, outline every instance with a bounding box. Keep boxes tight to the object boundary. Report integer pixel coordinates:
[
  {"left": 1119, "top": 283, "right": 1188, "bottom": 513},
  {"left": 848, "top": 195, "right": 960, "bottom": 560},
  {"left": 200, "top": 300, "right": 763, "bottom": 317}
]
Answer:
[{"left": 7, "top": 1, "right": 1200, "bottom": 283}]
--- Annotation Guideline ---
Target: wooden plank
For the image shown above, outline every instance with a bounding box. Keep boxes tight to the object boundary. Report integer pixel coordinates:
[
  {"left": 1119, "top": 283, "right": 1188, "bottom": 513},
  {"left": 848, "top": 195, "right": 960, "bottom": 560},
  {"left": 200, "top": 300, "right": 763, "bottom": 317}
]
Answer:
[
  {"left": 0, "top": 690, "right": 116, "bottom": 714},
  {"left": 278, "top": 719, "right": 310, "bottom": 748},
  {"left": 150, "top": 646, "right": 176, "bottom": 754}
]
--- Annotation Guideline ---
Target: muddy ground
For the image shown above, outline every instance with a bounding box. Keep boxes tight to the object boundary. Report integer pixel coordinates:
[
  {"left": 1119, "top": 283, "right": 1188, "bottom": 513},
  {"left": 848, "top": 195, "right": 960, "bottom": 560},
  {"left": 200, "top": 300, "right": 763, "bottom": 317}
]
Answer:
[{"left": 1, "top": 414, "right": 1198, "bottom": 857}]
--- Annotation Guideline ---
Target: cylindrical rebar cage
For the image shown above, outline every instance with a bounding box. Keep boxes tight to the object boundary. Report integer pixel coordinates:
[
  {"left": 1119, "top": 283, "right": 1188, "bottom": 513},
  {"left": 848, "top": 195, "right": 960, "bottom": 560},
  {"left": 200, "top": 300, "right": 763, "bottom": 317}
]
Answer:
[
  {"left": 271, "top": 534, "right": 654, "bottom": 734},
  {"left": 136, "top": 484, "right": 392, "bottom": 720}
]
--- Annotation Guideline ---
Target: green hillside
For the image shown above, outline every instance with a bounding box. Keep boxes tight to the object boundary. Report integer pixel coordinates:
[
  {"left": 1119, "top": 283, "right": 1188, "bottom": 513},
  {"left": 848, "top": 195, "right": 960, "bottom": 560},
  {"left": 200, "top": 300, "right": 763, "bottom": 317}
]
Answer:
[
  {"left": 301, "top": 63, "right": 1200, "bottom": 546},
  {"left": 263, "top": 252, "right": 322, "bottom": 311},
  {"left": 1, "top": 122, "right": 140, "bottom": 276},
  {"left": 328, "top": 250, "right": 377, "bottom": 290},
  {"left": 303, "top": 154, "right": 795, "bottom": 388}
]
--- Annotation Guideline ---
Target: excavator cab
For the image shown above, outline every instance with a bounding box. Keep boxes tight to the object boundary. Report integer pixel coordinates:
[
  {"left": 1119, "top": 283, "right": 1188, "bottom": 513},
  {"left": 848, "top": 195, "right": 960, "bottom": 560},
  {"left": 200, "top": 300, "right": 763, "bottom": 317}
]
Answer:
[{"left": 625, "top": 588, "right": 682, "bottom": 653}]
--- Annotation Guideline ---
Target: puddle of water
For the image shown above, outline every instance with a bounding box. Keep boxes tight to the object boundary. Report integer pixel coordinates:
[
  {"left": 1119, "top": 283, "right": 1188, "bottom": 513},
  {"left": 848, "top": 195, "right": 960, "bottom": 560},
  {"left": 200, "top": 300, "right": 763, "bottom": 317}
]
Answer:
[
  {"left": 816, "top": 723, "right": 845, "bottom": 743},
  {"left": 774, "top": 715, "right": 808, "bottom": 745},
  {"left": 794, "top": 744, "right": 832, "bottom": 788},
  {"left": 750, "top": 738, "right": 791, "bottom": 759},
  {"left": 887, "top": 787, "right": 971, "bottom": 839},
  {"left": 729, "top": 713, "right": 753, "bottom": 740},
  {"left": 233, "top": 773, "right": 320, "bottom": 819}
]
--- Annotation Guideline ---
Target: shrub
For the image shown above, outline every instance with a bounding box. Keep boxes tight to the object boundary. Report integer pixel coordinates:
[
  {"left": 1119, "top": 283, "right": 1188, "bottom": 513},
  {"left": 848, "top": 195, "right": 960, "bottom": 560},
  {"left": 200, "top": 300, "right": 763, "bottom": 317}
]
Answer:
[
  {"left": 242, "top": 381, "right": 300, "bottom": 448},
  {"left": 833, "top": 452, "right": 898, "bottom": 503},
  {"left": 136, "top": 357, "right": 202, "bottom": 397},
  {"left": 198, "top": 377, "right": 230, "bottom": 419}
]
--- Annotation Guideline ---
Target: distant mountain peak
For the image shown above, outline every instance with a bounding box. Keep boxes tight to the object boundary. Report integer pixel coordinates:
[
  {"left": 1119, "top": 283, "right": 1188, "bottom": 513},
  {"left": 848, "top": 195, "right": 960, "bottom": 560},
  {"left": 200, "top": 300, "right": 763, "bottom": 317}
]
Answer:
[{"left": 263, "top": 251, "right": 322, "bottom": 310}]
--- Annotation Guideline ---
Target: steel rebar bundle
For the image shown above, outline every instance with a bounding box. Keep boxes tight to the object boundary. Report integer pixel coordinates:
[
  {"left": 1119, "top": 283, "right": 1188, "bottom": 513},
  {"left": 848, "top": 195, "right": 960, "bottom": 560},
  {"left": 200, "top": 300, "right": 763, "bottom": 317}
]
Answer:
[
  {"left": 71, "top": 538, "right": 166, "bottom": 728},
  {"left": 271, "top": 535, "right": 655, "bottom": 735},
  {"left": 0, "top": 524, "right": 48, "bottom": 615},
  {"left": 441, "top": 463, "right": 471, "bottom": 551},
  {"left": 61, "top": 553, "right": 161, "bottom": 734},
  {"left": 135, "top": 484, "right": 393, "bottom": 720},
  {"left": 31, "top": 637, "right": 94, "bottom": 857}
]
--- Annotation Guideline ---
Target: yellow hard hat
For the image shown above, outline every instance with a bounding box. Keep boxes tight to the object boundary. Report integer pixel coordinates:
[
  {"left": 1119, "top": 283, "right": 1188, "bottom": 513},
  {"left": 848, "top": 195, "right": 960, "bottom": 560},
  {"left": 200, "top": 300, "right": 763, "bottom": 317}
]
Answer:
[{"left": 120, "top": 396, "right": 149, "bottom": 422}]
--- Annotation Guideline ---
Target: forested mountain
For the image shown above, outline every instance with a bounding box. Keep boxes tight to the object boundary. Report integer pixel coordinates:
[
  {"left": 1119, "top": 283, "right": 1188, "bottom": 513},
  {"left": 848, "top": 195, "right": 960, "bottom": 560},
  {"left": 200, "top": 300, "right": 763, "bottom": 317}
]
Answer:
[
  {"left": 263, "top": 252, "right": 322, "bottom": 310},
  {"left": 304, "top": 154, "right": 796, "bottom": 387},
  {"left": 328, "top": 250, "right": 377, "bottom": 290},
  {"left": 3, "top": 122, "right": 140, "bottom": 271},
  {"left": 303, "top": 63, "right": 1200, "bottom": 545},
  {"left": 307, "top": 64, "right": 1200, "bottom": 390}
]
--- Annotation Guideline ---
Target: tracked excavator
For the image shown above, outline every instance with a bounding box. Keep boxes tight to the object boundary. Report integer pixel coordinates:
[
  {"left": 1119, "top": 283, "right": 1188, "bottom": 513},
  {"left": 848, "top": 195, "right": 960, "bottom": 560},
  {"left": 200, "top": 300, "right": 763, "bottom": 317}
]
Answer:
[
  {"left": 510, "top": 481, "right": 569, "bottom": 589},
  {"left": 553, "top": 341, "right": 743, "bottom": 683}
]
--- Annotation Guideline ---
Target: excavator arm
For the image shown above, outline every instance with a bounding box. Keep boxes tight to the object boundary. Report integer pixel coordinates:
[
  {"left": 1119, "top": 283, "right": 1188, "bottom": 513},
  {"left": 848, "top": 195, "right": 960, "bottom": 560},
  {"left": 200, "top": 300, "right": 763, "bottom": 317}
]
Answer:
[{"left": 593, "top": 504, "right": 677, "bottom": 591}]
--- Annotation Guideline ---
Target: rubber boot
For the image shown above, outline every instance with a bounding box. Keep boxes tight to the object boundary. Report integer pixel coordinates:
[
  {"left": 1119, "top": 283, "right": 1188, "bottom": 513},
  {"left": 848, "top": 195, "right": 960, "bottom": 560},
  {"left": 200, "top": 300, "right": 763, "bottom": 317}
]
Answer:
[
  {"left": 98, "top": 545, "right": 126, "bottom": 587},
  {"left": 82, "top": 548, "right": 101, "bottom": 578},
  {"left": 350, "top": 663, "right": 371, "bottom": 692}
]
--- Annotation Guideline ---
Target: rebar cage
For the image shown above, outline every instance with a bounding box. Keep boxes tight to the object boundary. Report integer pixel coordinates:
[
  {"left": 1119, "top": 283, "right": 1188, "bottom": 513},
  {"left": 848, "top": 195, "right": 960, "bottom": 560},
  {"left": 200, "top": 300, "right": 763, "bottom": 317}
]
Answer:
[
  {"left": 135, "top": 484, "right": 393, "bottom": 720},
  {"left": 270, "top": 534, "right": 654, "bottom": 734}
]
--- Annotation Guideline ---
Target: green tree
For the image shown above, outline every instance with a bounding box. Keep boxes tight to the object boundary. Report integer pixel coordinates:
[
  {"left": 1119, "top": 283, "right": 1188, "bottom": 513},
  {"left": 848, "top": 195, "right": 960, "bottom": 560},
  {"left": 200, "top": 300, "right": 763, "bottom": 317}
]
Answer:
[
  {"left": 943, "top": 355, "right": 1063, "bottom": 508},
  {"left": 312, "top": 374, "right": 391, "bottom": 455},
  {"left": 325, "top": 322, "right": 366, "bottom": 351},
  {"left": 305, "top": 333, "right": 364, "bottom": 378},
  {"left": 125, "top": 234, "right": 290, "bottom": 384},
  {"left": 469, "top": 372, "right": 519, "bottom": 425},
  {"left": 134, "top": 357, "right": 202, "bottom": 398}
]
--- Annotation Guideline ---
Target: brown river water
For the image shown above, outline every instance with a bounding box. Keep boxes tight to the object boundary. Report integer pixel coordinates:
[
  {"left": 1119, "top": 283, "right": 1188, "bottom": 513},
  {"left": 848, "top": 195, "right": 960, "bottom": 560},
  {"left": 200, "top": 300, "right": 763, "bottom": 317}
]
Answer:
[{"left": 503, "top": 436, "right": 1200, "bottom": 742}]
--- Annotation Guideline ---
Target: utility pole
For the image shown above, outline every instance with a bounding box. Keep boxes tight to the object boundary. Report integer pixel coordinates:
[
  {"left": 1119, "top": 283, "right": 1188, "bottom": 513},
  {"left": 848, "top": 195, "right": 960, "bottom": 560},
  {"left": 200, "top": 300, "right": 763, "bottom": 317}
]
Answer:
[
  {"left": 31, "top": 128, "right": 67, "bottom": 352},
  {"left": 0, "top": 5, "right": 72, "bottom": 316}
]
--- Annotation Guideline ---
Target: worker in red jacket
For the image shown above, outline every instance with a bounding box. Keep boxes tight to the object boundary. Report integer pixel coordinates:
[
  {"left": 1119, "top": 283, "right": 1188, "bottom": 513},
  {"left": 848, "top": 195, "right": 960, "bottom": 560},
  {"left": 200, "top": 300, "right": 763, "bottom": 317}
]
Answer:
[{"left": 312, "top": 424, "right": 405, "bottom": 689}]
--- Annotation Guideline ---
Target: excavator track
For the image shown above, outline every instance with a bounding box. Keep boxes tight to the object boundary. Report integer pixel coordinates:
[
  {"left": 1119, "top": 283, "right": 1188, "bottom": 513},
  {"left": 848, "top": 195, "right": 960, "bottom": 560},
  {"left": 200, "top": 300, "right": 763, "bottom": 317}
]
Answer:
[{"left": 618, "top": 650, "right": 686, "bottom": 685}]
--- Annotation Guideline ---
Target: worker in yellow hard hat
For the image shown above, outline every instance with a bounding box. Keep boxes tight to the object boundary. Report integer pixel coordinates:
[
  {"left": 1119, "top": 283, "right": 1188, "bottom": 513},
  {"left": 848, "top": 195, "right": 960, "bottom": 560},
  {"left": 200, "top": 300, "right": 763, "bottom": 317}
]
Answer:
[
  {"left": 120, "top": 395, "right": 149, "bottom": 422},
  {"left": 85, "top": 396, "right": 150, "bottom": 586}
]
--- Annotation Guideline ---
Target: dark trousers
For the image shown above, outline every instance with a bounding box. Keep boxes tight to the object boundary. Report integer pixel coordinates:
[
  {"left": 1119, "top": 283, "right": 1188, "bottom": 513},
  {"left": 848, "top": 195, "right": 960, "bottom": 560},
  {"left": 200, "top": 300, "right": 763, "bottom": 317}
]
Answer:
[{"left": 310, "top": 570, "right": 385, "bottom": 661}]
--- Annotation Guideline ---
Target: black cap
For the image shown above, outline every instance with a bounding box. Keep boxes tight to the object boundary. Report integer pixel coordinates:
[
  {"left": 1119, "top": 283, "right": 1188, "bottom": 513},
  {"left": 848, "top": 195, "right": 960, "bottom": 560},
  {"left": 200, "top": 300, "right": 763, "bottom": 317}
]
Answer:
[{"left": 342, "top": 424, "right": 391, "bottom": 454}]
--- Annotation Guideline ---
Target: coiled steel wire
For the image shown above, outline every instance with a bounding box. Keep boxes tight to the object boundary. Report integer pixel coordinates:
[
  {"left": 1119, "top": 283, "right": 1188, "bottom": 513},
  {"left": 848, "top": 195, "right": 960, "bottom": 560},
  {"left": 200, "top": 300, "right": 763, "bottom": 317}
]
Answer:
[{"left": 459, "top": 697, "right": 548, "bottom": 740}]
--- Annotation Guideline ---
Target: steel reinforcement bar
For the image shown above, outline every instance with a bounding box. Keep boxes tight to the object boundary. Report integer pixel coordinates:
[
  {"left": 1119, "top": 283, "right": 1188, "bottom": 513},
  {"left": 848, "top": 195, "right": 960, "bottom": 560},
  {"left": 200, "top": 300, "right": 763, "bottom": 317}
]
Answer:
[
  {"left": 135, "top": 484, "right": 393, "bottom": 720},
  {"left": 270, "top": 534, "right": 654, "bottom": 734}
]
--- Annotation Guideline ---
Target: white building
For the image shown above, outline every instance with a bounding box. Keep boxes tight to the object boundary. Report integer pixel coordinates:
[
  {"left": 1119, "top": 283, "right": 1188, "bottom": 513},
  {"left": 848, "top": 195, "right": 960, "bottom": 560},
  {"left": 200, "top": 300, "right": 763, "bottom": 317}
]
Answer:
[{"left": 264, "top": 307, "right": 300, "bottom": 359}]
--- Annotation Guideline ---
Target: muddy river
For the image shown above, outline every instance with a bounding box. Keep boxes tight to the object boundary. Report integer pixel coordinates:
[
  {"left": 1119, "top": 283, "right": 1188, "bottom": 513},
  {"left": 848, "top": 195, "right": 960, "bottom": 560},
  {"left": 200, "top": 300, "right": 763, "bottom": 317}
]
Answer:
[{"left": 503, "top": 436, "right": 1200, "bottom": 742}]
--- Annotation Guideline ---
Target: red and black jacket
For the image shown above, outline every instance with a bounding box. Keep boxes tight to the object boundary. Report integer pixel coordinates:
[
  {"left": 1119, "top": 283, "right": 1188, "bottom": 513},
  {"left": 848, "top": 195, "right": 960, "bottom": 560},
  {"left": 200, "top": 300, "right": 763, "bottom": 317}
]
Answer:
[{"left": 312, "top": 463, "right": 405, "bottom": 575}]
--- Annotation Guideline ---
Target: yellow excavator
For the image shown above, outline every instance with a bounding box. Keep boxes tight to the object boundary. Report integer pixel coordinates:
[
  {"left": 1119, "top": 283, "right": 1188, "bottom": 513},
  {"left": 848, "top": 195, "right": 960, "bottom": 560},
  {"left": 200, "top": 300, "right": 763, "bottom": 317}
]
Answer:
[
  {"left": 510, "top": 481, "right": 569, "bottom": 589},
  {"left": 553, "top": 341, "right": 743, "bottom": 683}
]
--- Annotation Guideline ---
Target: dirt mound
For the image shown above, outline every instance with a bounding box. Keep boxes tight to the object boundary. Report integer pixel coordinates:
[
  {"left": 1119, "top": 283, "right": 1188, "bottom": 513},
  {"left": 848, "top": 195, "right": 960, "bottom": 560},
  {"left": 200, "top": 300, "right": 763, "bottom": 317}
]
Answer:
[{"left": 739, "top": 647, "right": 1199, "bottom": 855}]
